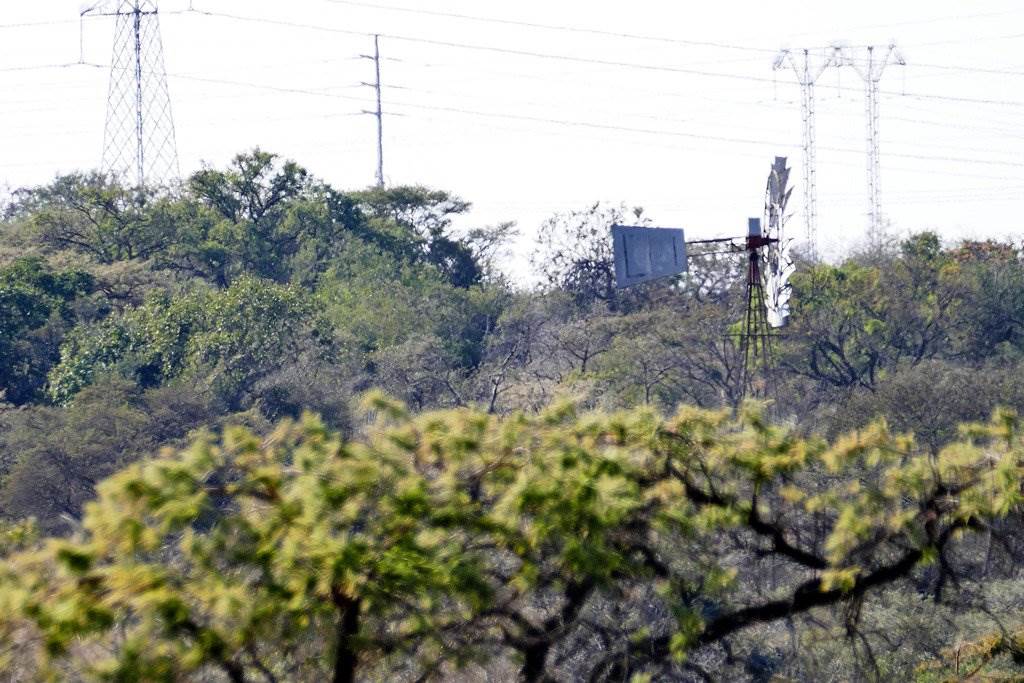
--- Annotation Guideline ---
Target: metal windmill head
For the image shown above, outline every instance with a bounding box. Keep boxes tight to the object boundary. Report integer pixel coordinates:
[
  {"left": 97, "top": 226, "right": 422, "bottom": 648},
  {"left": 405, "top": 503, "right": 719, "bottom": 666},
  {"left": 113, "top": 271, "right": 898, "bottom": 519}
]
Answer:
[{"left": 763, "top": 156, "right": 796, "bottom": 328}]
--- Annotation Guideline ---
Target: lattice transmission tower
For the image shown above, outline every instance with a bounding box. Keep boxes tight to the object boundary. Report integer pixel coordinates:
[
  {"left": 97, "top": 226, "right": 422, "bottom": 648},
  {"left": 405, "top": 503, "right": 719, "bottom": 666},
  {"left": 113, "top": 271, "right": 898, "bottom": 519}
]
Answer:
[
  {"left": 772, "top": 47, "right": 841, "bottom": 260},
  {"left": 87, "top": 1, "right": 179, "bottom": 188},
  {"left": 837, "top": 44, "right": 906, "bottom": 248}
]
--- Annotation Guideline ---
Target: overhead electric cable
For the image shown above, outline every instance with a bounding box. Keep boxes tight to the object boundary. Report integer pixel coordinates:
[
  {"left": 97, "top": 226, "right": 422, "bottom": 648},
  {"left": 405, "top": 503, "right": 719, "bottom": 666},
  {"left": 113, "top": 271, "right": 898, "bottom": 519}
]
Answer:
[
  {"left": 904, "top": 32, "right": 1024, "bottom": 47},
  {"left": 382, "top": 99, "right": 1024, "bottom": 168},
  {"left": 911, "top": 62, "right": 1024, "bottom": 77},
  {"left": 189, "top": 10, "right": 776, "bottom": 85},
  {"left": 187, "top": 10, "right": 1024, "bottom": 109},
  {"left": 73, "top": 58, "right": 1024, "bottom": 170},
  {"left": 77, "top": 61, "right": 375, "bottom": 104},
  {"left": 0, "top": 62, "right": 87, "bottom": 73},
  {"left": 0, "top": 8, "right": 191, "bottom": 30},
  {"left": 0, "top": 19, "right": 80, "bottom": 29},
  {"left": 322, "top": 0, "right": 776, "bottom": 52}
]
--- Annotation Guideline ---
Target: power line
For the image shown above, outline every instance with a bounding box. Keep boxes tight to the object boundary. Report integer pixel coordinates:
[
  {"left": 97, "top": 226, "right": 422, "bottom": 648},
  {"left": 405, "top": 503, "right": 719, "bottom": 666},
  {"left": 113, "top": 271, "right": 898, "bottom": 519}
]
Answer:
[
  {"left": 394, "top": 122, "right": 1024, "bottom": 178},
  {"left": 392, "top": 60, "right": 1024, "bottom": 141},
  {"left": 322, "top": 0, "right": 776, "bottom": 53},
  {"left": 190, "top": 10, "right": 777, "bottom": 85},
  {"left": 382, "top": 98, "right": 1024, "bottom": 169},
  {"left": 6, "top": 8, "right": 1024, "bottom": 107},
  {"left": 0, "top": 8, "right": 191, "bottom": 30},
  {"left": 781, "top": 7, "right": 1024, "bottom": 39},
  {"left": 0, "top": 62, "right": 85, "bottom": 73},
  {"left": 188, "top": 10, "right": 1024, "bottom": 109},
  {"left": 912, "top": 62, "right": 1024, "bottom": 77},
  {"left": 9, "top": 72, "right": 1021, "bottom": 165},
  {"left": 903, "top": 31, "right": 1024, "bottom": 48},
  {"left": 0, "top": 19, "right": 80, "bottom": 30},
  {"left": 74, "top": 59, "right": 1024, "bottom": 172},
  {"left": 76, "top": 61, "right": 376, "bottom": 104}
]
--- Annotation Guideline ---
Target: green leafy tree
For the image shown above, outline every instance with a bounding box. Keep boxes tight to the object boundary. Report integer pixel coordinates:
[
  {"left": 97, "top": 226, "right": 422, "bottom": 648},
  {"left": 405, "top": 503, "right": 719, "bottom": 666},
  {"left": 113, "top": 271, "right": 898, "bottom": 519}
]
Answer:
[
  {"left": 174, "top": 149, "right": 359, "bottom": 287},
  {"left": 952, "top": 239, "right": 1024, "bottom": 359},
  {"left": 15, "top": 173, "right": 172, "bottom": 263},
  {"left": 320, "top": 240, "right": 507, "bottom": 369},
  {"left": 0, "top": 257, "right": 94, "bottom": 404},
  {"left": 783, "top": 261, "right": 893, "bottom": 390},
  {"left": 353, "top": 185, "right": 482, "bottom": 288},
  {"left": 784, "top": 233, "right": 966, "bottom": 392},
  {"left": 48, "top": 276, "right": 326, "bottom": 408}
]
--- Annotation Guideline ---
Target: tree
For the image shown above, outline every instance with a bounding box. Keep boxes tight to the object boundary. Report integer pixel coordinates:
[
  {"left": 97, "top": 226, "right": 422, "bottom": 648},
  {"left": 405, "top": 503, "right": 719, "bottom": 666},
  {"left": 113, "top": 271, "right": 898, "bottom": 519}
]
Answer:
[
  {"left": 320, "top": 240, "right": 507, "bottom": 371},
  {"left": 783, "top": 233, "right": 967, "bottom": 392},
  {"left": 353, "top": 185, "right": 483, "bottom": 288},
  {"left": 16, "top": 173, "right": 171, "bottom": 263},
  {"left": 532, "top": 202, "right": 651, "bottom": 308},
  {"left": 1, "top": 399, "right": 1021, "bottom": 681},
  {"left": 782, "top": 261, "right": 892, "bottom": 390},
  {"left": 827, "top": 359, "right": 1024, "bottom": 453},
  {"left": 48, "top": 276, "right": 327, "bottom": 409},
  {"left": 175, "top": 149, "right": 358, "bottom": 287},
  {"left": 0, "top": 257, "right": 95, "bottom": 404},
  {"left": 952, "top": 239, "right": 1024, "bottom": 359}
]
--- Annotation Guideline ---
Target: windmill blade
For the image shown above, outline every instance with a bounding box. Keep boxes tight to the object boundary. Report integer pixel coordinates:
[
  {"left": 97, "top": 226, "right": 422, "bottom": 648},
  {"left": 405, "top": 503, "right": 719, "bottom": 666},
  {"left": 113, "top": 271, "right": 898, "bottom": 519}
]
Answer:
[
  {"left": 763, "top": 155, "right": 795, "bottom": 328},
  {"left": 764, "top": 237, "right": 795, "bottom": 328},
  {"left": 782, "top": 186, "right": 794, "bottom": 211}
]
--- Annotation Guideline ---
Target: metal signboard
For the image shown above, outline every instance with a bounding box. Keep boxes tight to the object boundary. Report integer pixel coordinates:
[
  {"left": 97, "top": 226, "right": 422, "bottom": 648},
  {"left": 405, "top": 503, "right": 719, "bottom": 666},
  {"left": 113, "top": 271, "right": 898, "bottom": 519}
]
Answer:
[{"left": 612, "top": 225, "right": 687, "bottom": 289}]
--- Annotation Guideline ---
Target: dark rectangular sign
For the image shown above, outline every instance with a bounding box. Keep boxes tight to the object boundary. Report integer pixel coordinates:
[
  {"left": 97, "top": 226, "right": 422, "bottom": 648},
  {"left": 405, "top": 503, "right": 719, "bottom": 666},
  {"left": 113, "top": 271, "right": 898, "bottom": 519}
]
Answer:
[{"left": 612, "top": 225, "right": 687, "bottom": 288}]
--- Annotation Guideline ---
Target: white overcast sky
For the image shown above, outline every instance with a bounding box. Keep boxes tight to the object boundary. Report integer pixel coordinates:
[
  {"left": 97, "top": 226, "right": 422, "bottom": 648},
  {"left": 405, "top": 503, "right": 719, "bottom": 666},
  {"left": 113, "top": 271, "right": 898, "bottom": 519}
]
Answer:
[{"left": 2, "top": 0, "right": 1024, "bottom": 279}]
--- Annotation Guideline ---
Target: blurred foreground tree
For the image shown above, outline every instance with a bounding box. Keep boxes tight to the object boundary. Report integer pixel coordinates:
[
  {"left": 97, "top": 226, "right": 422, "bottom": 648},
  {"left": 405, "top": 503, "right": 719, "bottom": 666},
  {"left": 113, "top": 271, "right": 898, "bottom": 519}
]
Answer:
[{"left": 1, "top": 398, "right": 1022, "bottom": 681}]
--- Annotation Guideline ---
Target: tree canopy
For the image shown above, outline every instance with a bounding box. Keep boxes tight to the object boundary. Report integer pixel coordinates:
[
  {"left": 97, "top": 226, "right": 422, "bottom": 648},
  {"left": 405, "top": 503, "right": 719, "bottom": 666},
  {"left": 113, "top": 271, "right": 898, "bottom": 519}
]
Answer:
[{"left": 2, "top": 398, "right": 1022, "bottom": 681}]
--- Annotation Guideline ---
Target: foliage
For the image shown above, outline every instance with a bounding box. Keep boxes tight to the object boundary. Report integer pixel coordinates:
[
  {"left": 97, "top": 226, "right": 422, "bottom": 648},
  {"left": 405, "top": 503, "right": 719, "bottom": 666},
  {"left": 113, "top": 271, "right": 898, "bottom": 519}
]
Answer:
[
  {"left": 0, "top": 379, "right": 211, "bottom": 533},
  {"left": 1, "top": 399, "right": 1022, "bottom": 680},
  {"left": 14, "top": 173, "right": 171, "bottom": 263},
  {"left": 48, "top": 276, "right": 325, "bottom": 408},
  {"left": 0, "top": 257, "right": 95, "bottom": 404},
  {"left": 8, "top": 151, "right": 1024, "bottom": 680},
  {"left": 353, "top": 184, "right": 482, "bottom": 288},
  {"left": 174, "top": 149, "right": 358, "bottom": 287}
]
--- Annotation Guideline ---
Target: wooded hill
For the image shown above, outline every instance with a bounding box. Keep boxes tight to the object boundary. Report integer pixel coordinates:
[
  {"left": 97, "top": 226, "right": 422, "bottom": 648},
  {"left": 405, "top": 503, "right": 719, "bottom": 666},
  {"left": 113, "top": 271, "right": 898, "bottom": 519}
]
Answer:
[{"left": 2, "top": 149, "right": 1024, "bottom": 681}]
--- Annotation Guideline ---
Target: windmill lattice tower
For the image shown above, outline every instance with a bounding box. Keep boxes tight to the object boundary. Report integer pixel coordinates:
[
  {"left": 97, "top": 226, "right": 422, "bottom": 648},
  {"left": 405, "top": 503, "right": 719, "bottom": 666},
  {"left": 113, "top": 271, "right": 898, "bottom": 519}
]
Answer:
[
  {"left": 100, "top": 0, "right": 179, "bottom": 188},
  {"left": 738, "top": 157, "right": 793, "bottom": 401}
]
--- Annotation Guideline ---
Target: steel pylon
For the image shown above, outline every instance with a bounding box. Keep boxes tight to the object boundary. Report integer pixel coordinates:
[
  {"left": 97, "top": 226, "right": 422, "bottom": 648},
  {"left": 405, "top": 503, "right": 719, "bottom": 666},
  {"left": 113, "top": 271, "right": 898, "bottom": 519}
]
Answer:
[{"left": 97, "top": 0, "right": 179, "bottom": 188}]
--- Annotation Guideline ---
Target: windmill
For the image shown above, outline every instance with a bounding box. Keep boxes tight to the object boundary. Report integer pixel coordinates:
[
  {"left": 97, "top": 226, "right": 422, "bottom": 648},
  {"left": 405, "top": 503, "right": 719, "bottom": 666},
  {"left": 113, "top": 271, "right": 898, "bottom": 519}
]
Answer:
[
  {"left": 611, "top": 156, "right": 796, "bottom": 401},
  {"left": 738, "top": 156, "right": 795, "bottom": 398}
]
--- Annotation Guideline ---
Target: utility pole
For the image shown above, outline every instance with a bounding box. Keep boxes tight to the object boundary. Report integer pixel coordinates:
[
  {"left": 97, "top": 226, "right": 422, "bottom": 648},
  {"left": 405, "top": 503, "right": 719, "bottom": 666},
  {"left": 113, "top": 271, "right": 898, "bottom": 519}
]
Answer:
[
  {"left": 838, "top": 44, "right": 906, "bottom": 248},
  {"left": 772, "top": 47, "right": 840, "bottom": 260},
  {"left": 361, "top": 35, "right": 384, "bottom": 188},
  {"left": 86, "top": 0, "right": 179, "bottom": 188}
]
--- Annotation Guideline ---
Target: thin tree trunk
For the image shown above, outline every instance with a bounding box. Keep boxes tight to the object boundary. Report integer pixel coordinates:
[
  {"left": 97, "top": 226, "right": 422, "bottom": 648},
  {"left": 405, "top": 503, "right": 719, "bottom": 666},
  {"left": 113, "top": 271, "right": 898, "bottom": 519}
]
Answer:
[{"left": 332, "top": 594, "right": 361, "bottom": 683}]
